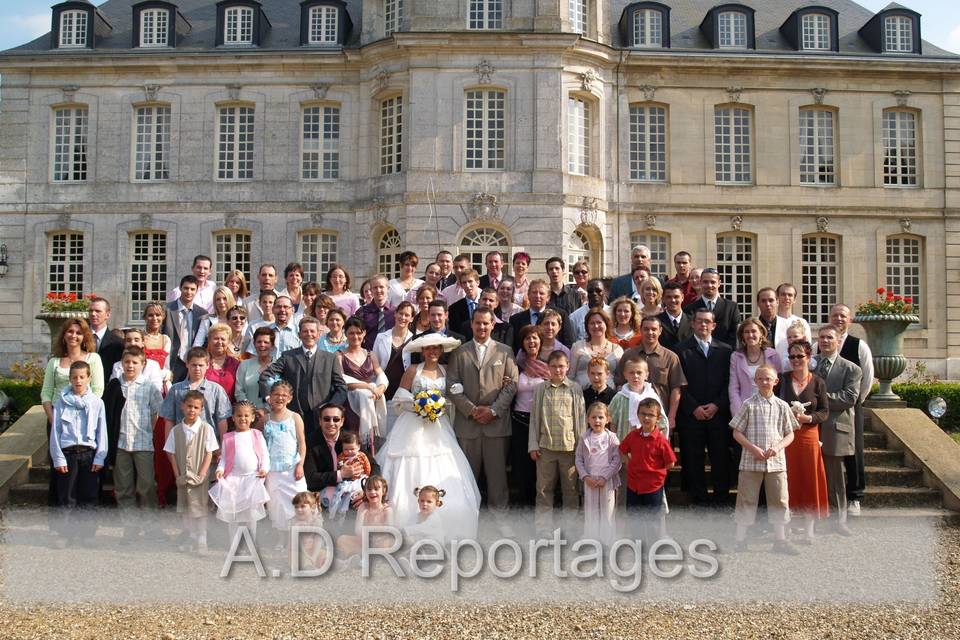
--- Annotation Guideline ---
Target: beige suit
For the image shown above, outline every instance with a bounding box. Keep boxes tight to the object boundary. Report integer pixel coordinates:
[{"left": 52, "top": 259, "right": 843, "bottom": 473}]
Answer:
[
  {"left": 446, "top": 339, "right": 518, "bottom": 511},
  {"left": 820, "top": 354, "right": 862, "bottom": 522}
]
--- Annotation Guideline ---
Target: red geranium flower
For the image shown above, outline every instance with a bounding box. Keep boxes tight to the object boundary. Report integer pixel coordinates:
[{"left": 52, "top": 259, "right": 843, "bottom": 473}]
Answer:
[
  {"left": 894, "top": 295, "right": 902, "bottom": 302},
  {"left": 904, "top": 297, "right": 913, "bottom": 303},
  {"left": 876, "top": 288, "right": 885, "bottom": 295},
  {"left": 886, "top": 293, "right": 895, "bottom": 300}
]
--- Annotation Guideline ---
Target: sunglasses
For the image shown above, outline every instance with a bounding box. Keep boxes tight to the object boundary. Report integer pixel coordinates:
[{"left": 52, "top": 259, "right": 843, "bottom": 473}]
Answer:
[
  {"left": 787, "top": 354, "right": 806, "bottom": 360},
  {"left": 573, "top": 270, "right": 588, "bottom": 275},
  {"left": 320, "top": 416, "right": 342, "bottom": 422}
]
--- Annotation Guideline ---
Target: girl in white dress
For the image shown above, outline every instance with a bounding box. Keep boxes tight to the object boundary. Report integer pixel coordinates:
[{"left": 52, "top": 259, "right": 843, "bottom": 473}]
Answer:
[
  {"left": 376, "top": 334, "right": 481, "bottom": 541},
  {"left": 262, "top": 381, "right": 307, "bottom": 547}
]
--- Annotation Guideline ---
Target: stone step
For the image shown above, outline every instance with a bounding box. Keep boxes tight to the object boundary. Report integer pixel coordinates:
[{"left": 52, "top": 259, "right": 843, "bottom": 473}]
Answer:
[
  {"left": 862, "top": 485, "right": 942, "bottom": 509},
  {"left": 864, "top": 448, "right": 903, "bottom": 466},
  {"left": 29, "top": 465, "right": 50, "bottom": 483},
  {"left": 865, "top": 465, "right": 924, "bottom": 487},
  {"left": 863, "top": 431, "right": 887, "bottom": 449},
  {"left": 8, "top": 482, "right": 117, "bottom": 507}
]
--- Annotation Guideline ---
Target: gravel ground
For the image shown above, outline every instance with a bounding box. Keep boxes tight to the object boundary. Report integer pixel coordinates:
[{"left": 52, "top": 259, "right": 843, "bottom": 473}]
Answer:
[{"left": 0, "top": 521, "right": 958, "bottom": 640}]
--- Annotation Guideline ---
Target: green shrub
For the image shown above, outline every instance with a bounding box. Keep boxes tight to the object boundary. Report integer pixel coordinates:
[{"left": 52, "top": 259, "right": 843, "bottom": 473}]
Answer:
[
  {"left": 0, "top": 379, "right": 43, "bottom": 423},
  {"left": 891, "top": 383, "right": 960, "bottom": 431}
]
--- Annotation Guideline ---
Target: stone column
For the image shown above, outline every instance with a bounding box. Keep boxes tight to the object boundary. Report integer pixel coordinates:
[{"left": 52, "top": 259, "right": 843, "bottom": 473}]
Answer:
[{"left": 945, "top": 78, "right": 960, "bottom": 378}]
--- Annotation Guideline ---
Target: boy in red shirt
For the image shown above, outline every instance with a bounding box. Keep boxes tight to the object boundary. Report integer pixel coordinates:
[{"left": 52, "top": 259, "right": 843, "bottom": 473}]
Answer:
[{"left": 619, "top": 397, "right": 676, "bottom": 516}]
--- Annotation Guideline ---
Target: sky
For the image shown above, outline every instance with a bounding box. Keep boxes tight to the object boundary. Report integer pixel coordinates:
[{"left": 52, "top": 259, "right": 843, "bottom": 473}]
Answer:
[{"left": 0, "top": 0, "right": 957, "bottom": 52}]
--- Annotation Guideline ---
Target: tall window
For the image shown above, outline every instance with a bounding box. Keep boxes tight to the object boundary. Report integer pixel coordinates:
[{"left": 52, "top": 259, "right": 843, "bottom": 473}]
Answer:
[
  {"left": 59, "top": 10, "right": 88, "bottom": 48},
  {"left": 309, "top": 5, "right": 339, "bottom": 44},
  {"left": 882, "top": 110, "right": 918, "bottom": 186},
  {"left": 380, "top": 96, "right": 403, "bottom": 175},
  {"left": 801, "top": 13, "right": 830, "bottom": 50},
  {"left": 569, "top": 0, "right": 587, "bottom": 34},
  {"left": 129, "top": 232, "right": 168, "bottom": 320},
  {"left": 217, "top": 105, "right": 254, "bottom": 180},
  {"left": 52, "top": 107, "right": 88, "bottom": 182},
  {"left": 568, "top": 97, "right": 591, "bottom": 176},
  {"left": 468, "top": 0, "right": 502, "bottom": 30},
  {"left": 385, "top": 0, "right": 402, "bottom": 36},
  {"left": 140, "top": 8, "right": 169, "bottom": 47},
  {"left": 377, "top": 228, "right": 402, "bottom": 279},
  {"left": 298, "top": 232, "right": 338, "bottom": 282},
  {"left": 716, "top": 234, "right": 754, "bottom": 317},
  {"left": 884, "top": 16, "right": 913, "bottom": 52},
  {"left": 718, "top": 11, "right": 747, "bottom": 48},
  {"left": 630, "top": 232, "right": 669, "bottom": 280},
  {"left": 886, "top": 236, "right": 922, "bottom": 318},
  {"left": 567, "top": 229, "right": 591, "bottom": 283},
  {"left": 224, "top": 6, "right": 254, "bottom": 44},
  {"left": 134, "top": 105, "right": 171, "bottom": 181},
  {"left": 48, "top": 232, "right": 85, "bottom": 295},
  {"left": 633, "top": 8, "right": 662, "bottom": 47},
  {"left": 799, "top": 108, "right": 835, "bottom": 185},
  {"left": 801, "top": 235, "right": 840, "bottom": 325},
  {"left": 629, "top": 104, "right": 666, "bottom": 182},
  {"left": 213, "top": 231, "right": 252, "bottom": 284},
  {"left": 465, "top": 89, "right": 505, "bottom": 170},
  {"left": 302, "top": 105, "right": 340, "bottom": 180},
  {"left": 715, "top": 106, "right": 752, "bottom": 184},
  {"left": 459, "top": 227, "right": 509, "bottom": 274}
]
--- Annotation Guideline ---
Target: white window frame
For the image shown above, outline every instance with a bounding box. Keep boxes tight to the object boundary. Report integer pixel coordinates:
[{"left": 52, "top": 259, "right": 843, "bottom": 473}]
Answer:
[
  {"left": 714, "top": 106, "right": 752, "bottom": 185},
  {"left": 140, "top": 8, "right": 169, "bottom": 47},
  {"left": 718, "top": 11, "right": 747, "bottom": 49},
  {"left": 465, "top": 89, "right": 506, "bottom": 171},
  {"left": 308, "top": 5, "right": 339, "bottom": 45},
  {"left": 298, "top": 231, "right": 339, "bottom": 283},
  {"left": 629, "top": 231, "right": 670, "bottom": 281},
  {"left": 133, "top": 105, "right": 171, "bottom": 182},
  {"left": 566, "top": 229, "right": 592, "bottom": 284},
  {"left": 629, "top": 103, "right": 667, "bottom": 182},
  {"left": 716, "top": 233, "right": 754, "bottom": 317},
  {"left": 801, "top": 13, "right": 830, "bottom": 51},
  {"left": 882, "top": 109, "right": 919, "bottom": 187},
  {"left": 48, "top": 232, "right": 85, "bottom": 295},
  {"left": 377, "top": 228, "right": 403, "bottom": 279},
  {"left": 224, "top": 6, "right": 254, "bottom": 45},
  {"left": 468, "top": 0, "right": 502, "bottom": 30},
  {"left": 129, "top": 231, "right": 168, "bottom": 321},
  {"left": 302, "top": 104, "right": 340, "bottom": 181},
  {"left": 52, "top": 106, "right": 89, "bottom": 183},
  {"left": 59, "top": 10, "right": 88, "bottom": 48},
  {"left": 801, "top": 234, "right": 840, "bottom": 325},
  {"left": 385, "top": 0, "right": 402, "bottom": 36},
  {"left": 568, "top": 96, "right": 592, "bottom": 176},
  {"left": 633, "top": 8, "right": 662, "bottom": 48},
  {"left": 459, "top": 226, "right": 510, "bottom": 275},
  {"left": 884, "top": 15, "right": 913, "bottom": 53},
  {"left": 380, "top": 95, "right": 403, "bottom": 175},
  {"left": 799, "top": 108, "right": 835, "bottom": 185},
  {"left": 569, "top": 0, "right": 588, "bottom": 35},
  {"left": 217, "top": 105, "right": 255, "bottom": 181},
  {"left": 885, "top": 235, "right": 923, "bottom": 322},
  {"left": 213, "top": 230, "right": 252, "bottom": 284}
]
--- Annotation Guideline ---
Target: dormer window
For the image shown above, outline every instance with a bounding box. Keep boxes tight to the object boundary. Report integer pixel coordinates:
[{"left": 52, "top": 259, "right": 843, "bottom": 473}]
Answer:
[
  {"left": 140, "top": 8, "right": 169, "bottom": 47},
  {"left": 885, "top": 15, "right": 913, "bottom": 52},
  {"left": 801, "top": 13, "right": 830, "bottom": 50},
  {"left": 299, "top": 1, "right": 351, "bottom": 46},
  {"left": 224, "top": 6, "right": 254, "bottom": 44},
  {"left": 718, "top": 11, "right": 747, "bottom": 48},
  {"left": 620, "top": 3, "right": 670, "bottom": 49},
  {"left": 59, "top": 10, "right": 88, "bottom": 48},
  {"left": 634, "top": 9, "right": 662, "bottom": 47},
  {"left": 308, "top": 5, "right": 338, "bottom": 44},
  {"left": 781, "top": 7, "right": 838, "bottom": 52}
]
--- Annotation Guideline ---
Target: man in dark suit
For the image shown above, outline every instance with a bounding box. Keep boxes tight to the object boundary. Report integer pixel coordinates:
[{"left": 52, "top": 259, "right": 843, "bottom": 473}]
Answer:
[
  {"left": 509, "top": 279, "right": 574, "bottom": 353},
  {"left": 677, "top": 308, "right": 734, "bottom": 505},
  {"left": 88, "top": 296, "right": 124, "bottom": 376},
  {"left": 447, "top": 269, "right": 482, "bottom": 335},
  {"left": 435, "top": 250, "right": 457, "bottom": 291},
  {"left": 478, "top": 250, "right": 504, "bottom": 291},
  {"left": 410, "top": 299, "right": 465, "bottom": 365},
  {"left": 459, "top": 288, "right": 513, "bottom": 347},
  {"left": 162, "top": 275, "right": 207, "bottom": 382},
  {"left": 657, "top": 282, "right": 692, "bottom": 352},
  {"left": 545, "top": 257, "right": 581, "bottom": 315},
  {"left": 682, "top": 267, "right": 740, "bottom": 348},
  {"left": 353, "top": 275, "right": 394, "bottom": 350},
  {"left": 610, "top": 244, "right": 652, "bottom": 300},
  {"left": 259, "top": 316, "right": 347, "bottom": 437},
  {"left": 303, "top": 404, "right": 373, "bottom": 492}
]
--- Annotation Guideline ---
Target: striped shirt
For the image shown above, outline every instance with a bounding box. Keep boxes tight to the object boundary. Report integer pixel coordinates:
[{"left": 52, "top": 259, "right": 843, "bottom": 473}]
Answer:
[
  {"left": 160, "top": 379, "right": 232, "bottom": 430},
  {"left": 117, "top": 375, "right": 164, "bottom": 451},
  {"left": 729, "top": 391, "right": 798, "bottom": 473}
]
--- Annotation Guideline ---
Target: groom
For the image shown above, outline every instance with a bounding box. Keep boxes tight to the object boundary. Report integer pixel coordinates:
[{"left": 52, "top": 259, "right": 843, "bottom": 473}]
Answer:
[{"left": 447, "top": 307, "right": 518, "bottom": 516}]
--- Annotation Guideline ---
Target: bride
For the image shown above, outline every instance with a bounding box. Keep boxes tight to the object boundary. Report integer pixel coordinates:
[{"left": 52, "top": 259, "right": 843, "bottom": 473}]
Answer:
[{"left": 375, "top": 334, "right": 480, "bottom": 541}]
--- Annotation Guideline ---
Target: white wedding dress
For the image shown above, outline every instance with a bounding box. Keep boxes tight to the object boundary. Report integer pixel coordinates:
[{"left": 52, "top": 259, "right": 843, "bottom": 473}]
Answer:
[{"left": 375, "top": 364, "right": 480, "bottom": 541}]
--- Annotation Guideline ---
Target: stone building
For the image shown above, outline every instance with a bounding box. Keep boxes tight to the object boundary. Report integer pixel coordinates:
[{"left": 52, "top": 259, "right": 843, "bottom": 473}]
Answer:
[{"left": 0, "top": 0, "right": 958, "bottom": 375}]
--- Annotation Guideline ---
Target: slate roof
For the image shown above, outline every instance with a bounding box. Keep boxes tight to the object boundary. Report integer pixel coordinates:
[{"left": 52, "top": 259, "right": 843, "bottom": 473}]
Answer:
[{"left": 1, "top": 0, "right": 955, "bottom": 58}]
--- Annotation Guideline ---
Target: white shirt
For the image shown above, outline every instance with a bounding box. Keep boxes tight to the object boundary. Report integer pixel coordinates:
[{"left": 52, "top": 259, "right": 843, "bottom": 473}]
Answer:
[
  {"left": 93, "top": 326, "right": 108, "bottom": 347},
  {"left": 695, "top": 336, "right": 711, "bottom": 356},
  {"left": 168, "top": 280, "right": 217, "bottom": 314},
  {"left": 838, "top": 332, "right": 874, "bottom": 401},
  {"left": 773, "top": 313, "right": 812, "bottom": 371},
  {"left": 474, "top": 338, "right": 491, "bottom": 364},
  {"left": 110, "top": 359, "right": 167, "bottom": 392},
  {"left": 163, "top": 418, "right": 220, "bottom": 454}
]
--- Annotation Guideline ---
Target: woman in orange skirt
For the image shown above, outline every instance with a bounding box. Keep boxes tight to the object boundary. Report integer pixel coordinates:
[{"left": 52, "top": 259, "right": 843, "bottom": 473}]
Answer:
[{"left": 778, "top": 340, "right": 830, "bottom": 543}]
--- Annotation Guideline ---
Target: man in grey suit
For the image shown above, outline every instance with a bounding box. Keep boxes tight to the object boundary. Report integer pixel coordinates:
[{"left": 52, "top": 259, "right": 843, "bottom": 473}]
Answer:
[
  {"left": 446, "top": 307, "right": 518, "bottom": 516},
  {"left": 260, "top": 316, "right": 347, "bottom": 437},
  {"left": 163, "top": 275, "right": 207, "bottom": 383},
  {"left": 816, "top": 324, "right": 862, "bottom": 535}
]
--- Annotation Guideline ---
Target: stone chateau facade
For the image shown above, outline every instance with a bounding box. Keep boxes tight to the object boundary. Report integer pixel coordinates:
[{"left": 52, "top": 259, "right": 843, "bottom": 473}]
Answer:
[{"left": 0, "top": 0, "right": 959, "bottom": 375}]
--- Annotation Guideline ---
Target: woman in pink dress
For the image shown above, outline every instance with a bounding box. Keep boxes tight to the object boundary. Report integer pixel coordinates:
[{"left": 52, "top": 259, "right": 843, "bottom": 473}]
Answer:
[{"left": 205, "top": 323, "right": 240, "bottom": 402}]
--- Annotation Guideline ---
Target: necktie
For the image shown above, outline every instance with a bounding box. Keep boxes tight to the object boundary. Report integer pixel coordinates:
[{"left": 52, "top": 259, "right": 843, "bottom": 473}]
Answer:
[
  {"left": 490, "top": 278, "right": 498, "bottom": 290},
  {"left": 305, "top": 349, "right": 313, "bottom": 360},
  {"left": 377, "top": 309, "right": 386, "bottom": 334},
  {"left": 701, "top": 342, "right": 709, "bottom": 358},
  {"left": 467, "top": 298, "right": 476, "bottom": 319},
  {"left": 817, "top": 357, "right": 832, "bottom": 378},
  {"left": 531, "top": 311, "right": 538, "bottom": 325},
  {"left": 673, "top": 318, "right": 680, "bottom": 331},
  {"left": 95, "top": 333, "right": 101, "bottom": 349},
  {"left": 707, "top": 300, "right": 715, "bottom": 312},
  {"left": 178, "top": 309, "right": 190, "bottom": 361}
]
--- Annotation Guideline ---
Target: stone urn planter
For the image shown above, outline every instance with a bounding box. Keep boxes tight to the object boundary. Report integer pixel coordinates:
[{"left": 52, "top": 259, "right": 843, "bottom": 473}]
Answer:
[
  {"left": 853, "top": 313, "right": 919, "bottom": 402},
  {"left": 35, "top": 311, "right": 89, "bottom": 356}
]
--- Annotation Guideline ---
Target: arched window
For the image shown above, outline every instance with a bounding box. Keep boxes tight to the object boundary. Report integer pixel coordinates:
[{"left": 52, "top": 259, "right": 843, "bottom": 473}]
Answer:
[
  {"left": 377, "top": 228, "right": 403, "bottom": 279},
  {"left": 48, "top": 231, "right": 85, "bottom": 295},
  {"left": 129, "top": 231, "right": 168, "bottom": 320},
  {"left": 567, "top": 229, "right": 591, "bottom": 283},
  {"left": 886, "top": 234, "right": 923, "bottom": 321},
  {"left": 459, "top": 226, "right": 510, "bottom": 274},
  {"left": 801, "top": 234, "right": 841, "bottom": 325},
  {"left": 716, "top": 233, "right": 755, "bottom": 317},
  {"left": 568, "top": 95, "right": 593, "bottom": 176}
]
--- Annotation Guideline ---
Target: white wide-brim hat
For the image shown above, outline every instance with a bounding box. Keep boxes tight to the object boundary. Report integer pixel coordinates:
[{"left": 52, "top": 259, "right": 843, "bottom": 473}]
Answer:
[{"left": 403, "top": 333, "right": 462, "bottom": 353}]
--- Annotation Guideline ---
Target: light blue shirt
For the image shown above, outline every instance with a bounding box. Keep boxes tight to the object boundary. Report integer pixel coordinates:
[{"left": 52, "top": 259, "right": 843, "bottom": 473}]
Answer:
[
  {"left": 245, "top": 321, "right": 302, "bottom": 359},
  {"left": 50, "top": 388, "right": 108, "bottom": 468}
]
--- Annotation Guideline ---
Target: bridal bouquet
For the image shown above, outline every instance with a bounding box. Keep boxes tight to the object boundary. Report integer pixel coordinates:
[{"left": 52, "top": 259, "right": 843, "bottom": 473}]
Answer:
[{"left": 414, "top": 390, "right": 446, "bottom": 422}]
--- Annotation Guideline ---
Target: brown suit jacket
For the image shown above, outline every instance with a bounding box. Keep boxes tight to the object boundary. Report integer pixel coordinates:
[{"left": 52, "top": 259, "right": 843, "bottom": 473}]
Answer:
[{"left": 446, "top": 339, "right": 518, "bottom": 439}]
